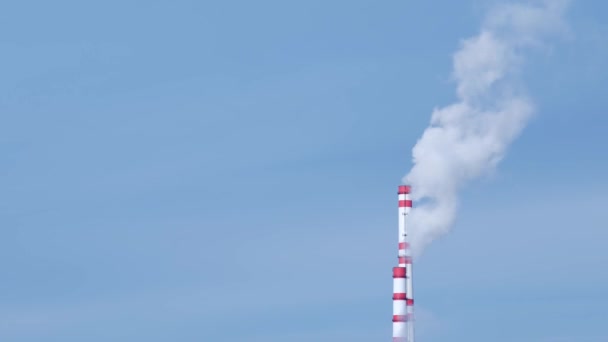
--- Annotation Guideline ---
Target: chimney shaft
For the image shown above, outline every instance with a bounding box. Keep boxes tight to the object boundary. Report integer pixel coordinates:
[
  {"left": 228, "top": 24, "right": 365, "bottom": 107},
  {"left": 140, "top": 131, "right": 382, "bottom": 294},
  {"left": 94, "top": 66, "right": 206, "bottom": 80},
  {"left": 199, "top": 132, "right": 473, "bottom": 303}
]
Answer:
[{"left": 393, "top": 185, "right": 414, "bottom": 342}]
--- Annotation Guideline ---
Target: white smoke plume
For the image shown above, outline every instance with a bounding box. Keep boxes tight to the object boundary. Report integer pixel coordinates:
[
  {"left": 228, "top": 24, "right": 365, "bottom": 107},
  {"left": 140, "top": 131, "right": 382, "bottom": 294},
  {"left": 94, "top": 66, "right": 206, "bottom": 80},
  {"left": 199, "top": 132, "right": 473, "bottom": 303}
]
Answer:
[{"left": 405, "top": 0, "right": 570, "bottom": 256}]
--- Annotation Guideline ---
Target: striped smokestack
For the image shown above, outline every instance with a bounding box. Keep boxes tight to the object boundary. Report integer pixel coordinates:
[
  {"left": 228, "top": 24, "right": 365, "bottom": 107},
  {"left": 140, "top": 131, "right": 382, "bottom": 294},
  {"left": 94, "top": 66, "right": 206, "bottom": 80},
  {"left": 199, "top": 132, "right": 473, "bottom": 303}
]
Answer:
[{"left": 393, "top": 185, "right": 414, "bottom": 342}]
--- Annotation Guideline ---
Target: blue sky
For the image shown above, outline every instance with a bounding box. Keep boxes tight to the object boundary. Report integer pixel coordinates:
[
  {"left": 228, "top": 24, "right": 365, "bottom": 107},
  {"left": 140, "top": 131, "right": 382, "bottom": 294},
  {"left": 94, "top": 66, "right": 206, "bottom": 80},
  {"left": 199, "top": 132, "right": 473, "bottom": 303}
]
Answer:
[{"left": 1, "top": 1, "right": 607, "bottom": 341}]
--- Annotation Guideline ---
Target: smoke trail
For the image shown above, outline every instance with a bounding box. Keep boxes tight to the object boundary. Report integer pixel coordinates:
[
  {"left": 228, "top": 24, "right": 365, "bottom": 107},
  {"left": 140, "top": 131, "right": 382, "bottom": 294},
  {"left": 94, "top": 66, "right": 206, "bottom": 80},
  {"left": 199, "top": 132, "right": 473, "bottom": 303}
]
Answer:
[{"left": 405, "top": 0, "right": 570, "bottom": 256}]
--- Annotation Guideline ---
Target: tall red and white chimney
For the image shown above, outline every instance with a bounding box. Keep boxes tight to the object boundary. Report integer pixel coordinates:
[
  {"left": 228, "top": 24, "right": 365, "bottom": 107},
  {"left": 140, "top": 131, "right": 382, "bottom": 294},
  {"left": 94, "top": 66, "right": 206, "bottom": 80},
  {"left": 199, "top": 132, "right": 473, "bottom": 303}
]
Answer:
[{"left": 393, "top": 185, "right": 414, "bottom": 342}]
